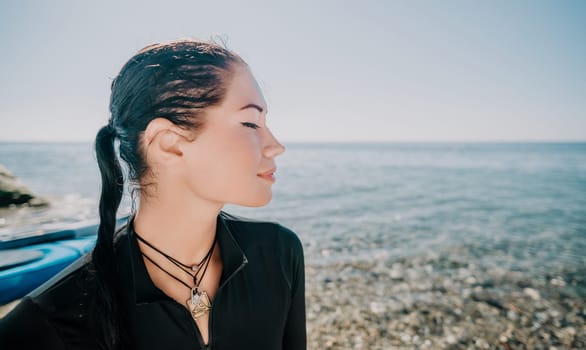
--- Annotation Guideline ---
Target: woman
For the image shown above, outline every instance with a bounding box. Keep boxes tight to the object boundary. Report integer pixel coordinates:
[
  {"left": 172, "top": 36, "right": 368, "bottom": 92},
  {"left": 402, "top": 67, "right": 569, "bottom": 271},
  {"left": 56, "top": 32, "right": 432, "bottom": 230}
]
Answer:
[{"left": 0, "top": 39, "right": 306, "bottom": 350}]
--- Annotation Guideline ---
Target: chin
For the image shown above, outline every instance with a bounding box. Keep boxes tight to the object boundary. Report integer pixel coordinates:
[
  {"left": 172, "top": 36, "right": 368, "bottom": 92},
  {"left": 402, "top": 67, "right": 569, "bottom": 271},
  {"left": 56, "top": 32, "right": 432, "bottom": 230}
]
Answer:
[
  {"left": 246, "top": 197, "right": 272, "bottom": 208},
  {"left": 237, "top": 192, "right": 273, "bottom": 208}
]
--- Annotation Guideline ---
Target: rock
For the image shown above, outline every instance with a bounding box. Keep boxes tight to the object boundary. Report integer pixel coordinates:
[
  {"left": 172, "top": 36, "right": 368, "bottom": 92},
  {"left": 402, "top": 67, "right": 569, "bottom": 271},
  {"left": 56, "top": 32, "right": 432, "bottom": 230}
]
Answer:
[
  {"left": 523, "top": 287, "right": 541, "bottom": 301},
  {"left": 389, "top": 264, "right": 403, "bottom": 280},
  {"left": 27, "top": 196, "right": 50, "bottom": 207},
  {"left": 369, "top": 302, "right": 385, "bottom": 314},
  {"left": 550, "top": 276, "right": 566, "bottom": 287},
  {"left": 553, "top": 326, "right": 576, "bottom": 345},
  {"left": 0, "top": 163, "right": 49, "bottom": 207},
  {"left": 445, "top": 334, "right": 457, "bottom": 344}
]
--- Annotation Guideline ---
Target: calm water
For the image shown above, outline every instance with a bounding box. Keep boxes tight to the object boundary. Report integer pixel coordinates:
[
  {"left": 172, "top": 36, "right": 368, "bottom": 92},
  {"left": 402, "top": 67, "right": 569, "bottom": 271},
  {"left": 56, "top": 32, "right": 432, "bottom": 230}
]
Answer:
[{"left": 1, "top": 142, "right": 585, "bottom": 272}]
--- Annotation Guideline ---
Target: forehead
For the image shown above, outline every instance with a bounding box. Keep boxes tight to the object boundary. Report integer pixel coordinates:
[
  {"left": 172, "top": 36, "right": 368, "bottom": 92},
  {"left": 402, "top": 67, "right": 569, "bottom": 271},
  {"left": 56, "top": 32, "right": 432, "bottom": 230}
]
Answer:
[{"left": 221, "top": 66, "right": 267, "bottom": 111}]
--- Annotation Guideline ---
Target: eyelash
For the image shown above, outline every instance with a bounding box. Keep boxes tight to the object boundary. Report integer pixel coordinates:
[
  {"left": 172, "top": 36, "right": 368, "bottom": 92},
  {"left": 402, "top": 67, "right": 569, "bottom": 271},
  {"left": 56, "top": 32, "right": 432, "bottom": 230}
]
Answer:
[{"left": 241, "top": 122, "right": 261, "bottom": 130}]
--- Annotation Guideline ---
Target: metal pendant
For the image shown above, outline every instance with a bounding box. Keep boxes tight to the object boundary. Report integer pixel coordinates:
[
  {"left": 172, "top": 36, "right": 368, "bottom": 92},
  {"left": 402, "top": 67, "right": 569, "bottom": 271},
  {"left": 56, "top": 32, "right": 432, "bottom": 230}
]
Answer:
[{"left": 186, "top": 287, "right": 211, "bottom": 319}]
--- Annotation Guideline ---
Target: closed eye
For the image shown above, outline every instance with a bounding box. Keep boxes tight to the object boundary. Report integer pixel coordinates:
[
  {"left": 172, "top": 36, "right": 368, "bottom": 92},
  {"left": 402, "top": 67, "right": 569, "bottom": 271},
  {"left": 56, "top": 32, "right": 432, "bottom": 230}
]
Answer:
[{"left": 241, "top": 122, "right": 261, "bottom": 130}]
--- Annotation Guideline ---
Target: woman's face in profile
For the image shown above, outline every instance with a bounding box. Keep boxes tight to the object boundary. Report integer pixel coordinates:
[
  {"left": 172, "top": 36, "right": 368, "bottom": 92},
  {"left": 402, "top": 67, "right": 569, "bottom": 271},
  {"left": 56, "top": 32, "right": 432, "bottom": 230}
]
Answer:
[{"left": 179, "top": 65, "right": 286, "bottom": 208}]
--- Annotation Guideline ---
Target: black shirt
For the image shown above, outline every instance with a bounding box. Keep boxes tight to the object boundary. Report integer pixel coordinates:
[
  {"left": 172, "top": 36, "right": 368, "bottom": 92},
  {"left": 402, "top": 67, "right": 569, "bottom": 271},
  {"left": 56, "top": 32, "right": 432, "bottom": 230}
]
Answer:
[{"left": 0, "top": 211, "right": 306, "bottom": 349}]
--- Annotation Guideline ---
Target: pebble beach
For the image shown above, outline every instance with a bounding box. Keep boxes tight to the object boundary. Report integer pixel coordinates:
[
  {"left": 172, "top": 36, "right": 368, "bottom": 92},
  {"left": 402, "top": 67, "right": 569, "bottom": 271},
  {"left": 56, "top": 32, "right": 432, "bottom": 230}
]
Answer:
[{"left": 305, "top": 245, "right": 585, "bottom": 349}]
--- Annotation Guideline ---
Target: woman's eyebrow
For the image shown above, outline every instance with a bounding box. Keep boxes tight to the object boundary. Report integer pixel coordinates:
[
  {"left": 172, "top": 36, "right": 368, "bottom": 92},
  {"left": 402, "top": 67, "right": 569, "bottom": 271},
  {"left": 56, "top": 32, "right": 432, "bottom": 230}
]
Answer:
[{"left": 239, "top": 103, "right": 266, "bottom": 114}]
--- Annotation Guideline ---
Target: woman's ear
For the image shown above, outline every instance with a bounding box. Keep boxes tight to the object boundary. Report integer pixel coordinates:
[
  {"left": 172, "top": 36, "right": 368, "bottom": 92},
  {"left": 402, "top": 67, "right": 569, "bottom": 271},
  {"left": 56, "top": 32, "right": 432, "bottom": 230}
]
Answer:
[{"left": 144, "top": 118, "right": 184, "bottom": 159}]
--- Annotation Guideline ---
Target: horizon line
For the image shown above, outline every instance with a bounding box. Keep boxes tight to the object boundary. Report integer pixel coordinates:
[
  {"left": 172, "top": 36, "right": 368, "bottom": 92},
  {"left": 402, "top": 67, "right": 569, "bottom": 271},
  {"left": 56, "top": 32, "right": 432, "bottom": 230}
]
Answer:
[{"left": 1, "top": 139, "right": 585, "bottom": 144}]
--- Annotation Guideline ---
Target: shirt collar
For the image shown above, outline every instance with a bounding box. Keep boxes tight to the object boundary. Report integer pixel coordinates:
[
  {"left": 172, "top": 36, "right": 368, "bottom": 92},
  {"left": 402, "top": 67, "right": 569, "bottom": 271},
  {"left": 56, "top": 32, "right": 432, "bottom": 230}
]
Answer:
[{"left": 116, "top": 211, "right": 248, "bottom": 305}]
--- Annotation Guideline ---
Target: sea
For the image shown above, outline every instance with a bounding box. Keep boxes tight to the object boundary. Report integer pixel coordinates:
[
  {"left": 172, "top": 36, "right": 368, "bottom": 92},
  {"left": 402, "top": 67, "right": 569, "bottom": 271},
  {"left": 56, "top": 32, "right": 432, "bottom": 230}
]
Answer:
[{"left": 1, "top": 142, "right": 585, "bottom": 274}]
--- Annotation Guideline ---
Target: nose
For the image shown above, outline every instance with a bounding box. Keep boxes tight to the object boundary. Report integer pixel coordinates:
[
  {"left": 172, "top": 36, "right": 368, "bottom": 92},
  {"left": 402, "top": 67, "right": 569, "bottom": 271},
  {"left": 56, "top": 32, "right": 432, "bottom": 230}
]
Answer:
[{"left": 263, "top": 127, "right": 286, "bottom": 158}]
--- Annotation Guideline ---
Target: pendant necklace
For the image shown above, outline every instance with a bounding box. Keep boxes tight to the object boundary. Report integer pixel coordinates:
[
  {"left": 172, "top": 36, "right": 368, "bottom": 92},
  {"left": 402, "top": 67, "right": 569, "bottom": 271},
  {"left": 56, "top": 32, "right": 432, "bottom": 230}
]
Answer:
[{"left": 135, "top": 231, "right": 217, "bottom": 320}]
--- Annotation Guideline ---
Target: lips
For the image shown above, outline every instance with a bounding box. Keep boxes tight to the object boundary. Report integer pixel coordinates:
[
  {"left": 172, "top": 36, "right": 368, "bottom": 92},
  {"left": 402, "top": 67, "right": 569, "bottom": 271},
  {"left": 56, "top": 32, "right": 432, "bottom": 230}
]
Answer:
[
  {"left": 257, "top": 167, "right": 276, "bottom": 182},
  {"left": 257, "top": 168, "right": 276, "bottom": 176}
]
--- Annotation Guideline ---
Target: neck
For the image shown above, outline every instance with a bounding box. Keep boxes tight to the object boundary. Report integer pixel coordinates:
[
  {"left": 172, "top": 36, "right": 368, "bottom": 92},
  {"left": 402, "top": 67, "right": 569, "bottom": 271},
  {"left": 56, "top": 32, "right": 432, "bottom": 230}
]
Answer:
[{"left": 133, "top": 193, "right": 224, "bottom": 266}]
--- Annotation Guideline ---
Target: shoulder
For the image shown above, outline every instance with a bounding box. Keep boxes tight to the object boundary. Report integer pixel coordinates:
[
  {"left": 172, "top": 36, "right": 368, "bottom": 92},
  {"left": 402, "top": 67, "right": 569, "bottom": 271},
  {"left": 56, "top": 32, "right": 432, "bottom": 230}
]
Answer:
[
  {"left": 28, "top": 254, "right": 94, "bottom": 314},
  {"left": 0, "top": 255, "right": 95, "bottom": 348},
  {"left": 220, "top": 211, "right": 304, "bottom": 256}
]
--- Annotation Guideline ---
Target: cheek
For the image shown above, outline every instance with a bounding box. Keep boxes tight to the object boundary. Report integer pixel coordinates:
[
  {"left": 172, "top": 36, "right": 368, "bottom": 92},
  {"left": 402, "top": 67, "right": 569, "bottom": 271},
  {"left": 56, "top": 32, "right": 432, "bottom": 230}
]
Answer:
[
  {"left": 213, "top": 128, "right": 262, "bottom": 173},
  {"left": 182, "top": 129, "right": 265, "bottom": 202}
]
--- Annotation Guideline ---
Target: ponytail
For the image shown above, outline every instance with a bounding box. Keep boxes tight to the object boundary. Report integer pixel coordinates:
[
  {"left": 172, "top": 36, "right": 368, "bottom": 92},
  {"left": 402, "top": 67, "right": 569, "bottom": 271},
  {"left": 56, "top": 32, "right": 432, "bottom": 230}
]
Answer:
[{"left": 92, "top": 123, "right": 125, "bottom": 349}]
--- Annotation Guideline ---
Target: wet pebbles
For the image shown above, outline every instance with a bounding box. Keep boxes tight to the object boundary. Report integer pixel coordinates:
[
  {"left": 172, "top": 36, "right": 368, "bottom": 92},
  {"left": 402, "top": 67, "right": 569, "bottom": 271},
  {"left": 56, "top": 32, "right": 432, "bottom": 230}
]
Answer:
[{"left": 305, "top": 246, "right": 585, "bottom": 349}]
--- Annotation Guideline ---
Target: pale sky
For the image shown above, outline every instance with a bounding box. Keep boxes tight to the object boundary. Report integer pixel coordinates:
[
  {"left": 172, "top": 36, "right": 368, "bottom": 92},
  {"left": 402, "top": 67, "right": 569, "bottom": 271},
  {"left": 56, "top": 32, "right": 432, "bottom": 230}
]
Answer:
[{"left": 0, "top": 0, "right": 585, "bottom": 142}]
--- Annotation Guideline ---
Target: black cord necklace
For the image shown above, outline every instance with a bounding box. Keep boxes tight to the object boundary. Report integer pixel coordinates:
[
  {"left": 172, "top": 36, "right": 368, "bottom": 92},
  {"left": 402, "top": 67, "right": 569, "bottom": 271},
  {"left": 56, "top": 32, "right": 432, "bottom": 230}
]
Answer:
[
  {"left": 134, "top": 231, "right": 217, "bottom": 320},
  {"left": 135, "top": 232, "right": 216, "bottom": 286}
]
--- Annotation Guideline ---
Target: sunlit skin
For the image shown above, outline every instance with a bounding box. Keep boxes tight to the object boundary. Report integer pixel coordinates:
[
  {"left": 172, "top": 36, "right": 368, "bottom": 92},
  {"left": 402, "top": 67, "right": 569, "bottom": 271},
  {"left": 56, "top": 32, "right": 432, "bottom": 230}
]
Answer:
[{"left": 132, "top": 64, "right": 285, "bottom": 344}]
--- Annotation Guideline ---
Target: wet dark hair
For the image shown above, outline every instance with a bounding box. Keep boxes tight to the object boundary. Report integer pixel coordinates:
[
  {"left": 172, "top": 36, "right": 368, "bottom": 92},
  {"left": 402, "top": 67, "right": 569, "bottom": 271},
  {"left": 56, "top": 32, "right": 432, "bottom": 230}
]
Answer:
[{"left": 92, "top": 38, "right": 245, "bottom": 349}]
